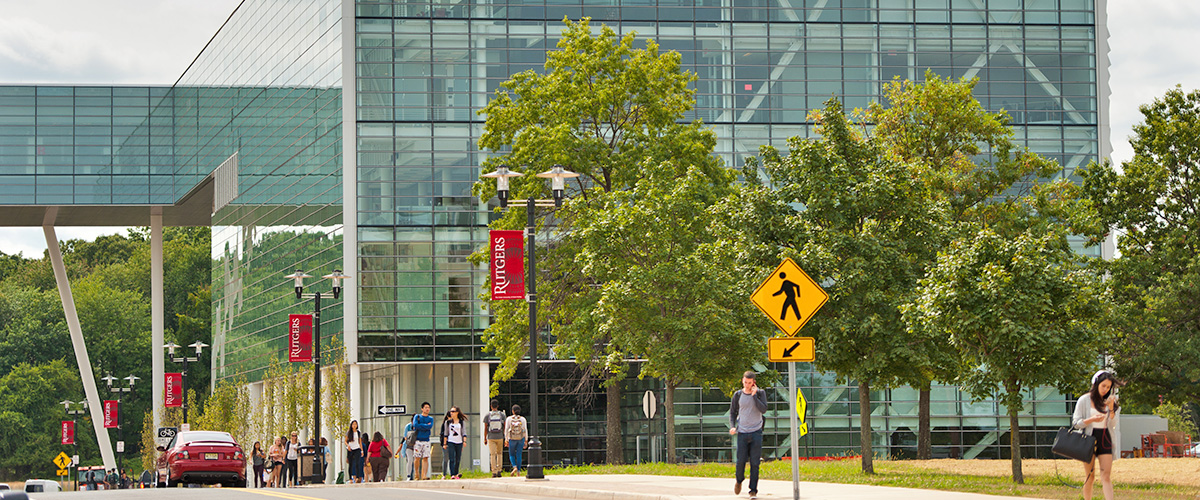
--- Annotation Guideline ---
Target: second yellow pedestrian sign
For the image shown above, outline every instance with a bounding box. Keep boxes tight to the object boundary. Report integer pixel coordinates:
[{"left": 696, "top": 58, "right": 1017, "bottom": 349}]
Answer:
[{"left": 751, "top": 258, "right": 828, "bottom": 336}]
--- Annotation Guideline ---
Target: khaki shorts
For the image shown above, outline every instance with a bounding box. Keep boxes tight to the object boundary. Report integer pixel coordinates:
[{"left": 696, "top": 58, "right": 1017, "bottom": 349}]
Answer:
[{"left": 413, "top": 440, "right": 432, "bottom": 458}]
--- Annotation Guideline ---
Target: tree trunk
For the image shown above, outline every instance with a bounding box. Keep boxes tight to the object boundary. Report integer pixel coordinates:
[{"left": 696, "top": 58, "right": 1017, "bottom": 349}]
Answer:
[
  {"left": 606, "top": 381, "right": 624, "bottom": 465},
  {"left": 1009, "top": 404, "right": 1023, "bottom": 484},
  {"left": 666, "top": 382, "right": 677, "bottom": 464},
  {"left": 859, "top": 380, "right": 874, "bottom": 474},
  {"left": 917, "top": 384, "right": 931, "bottom": 460}
]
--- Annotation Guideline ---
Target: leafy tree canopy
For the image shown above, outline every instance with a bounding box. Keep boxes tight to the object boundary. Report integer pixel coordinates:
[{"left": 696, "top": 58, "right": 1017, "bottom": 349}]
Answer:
[{"left": 1082, "top": 85, "right": 1200, "bottom": 408}]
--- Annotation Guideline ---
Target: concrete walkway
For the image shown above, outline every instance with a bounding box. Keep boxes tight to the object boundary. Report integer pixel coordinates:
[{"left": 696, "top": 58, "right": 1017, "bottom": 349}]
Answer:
[{"left": 372, "top": 474, "right": 1051, "bottom": 500}]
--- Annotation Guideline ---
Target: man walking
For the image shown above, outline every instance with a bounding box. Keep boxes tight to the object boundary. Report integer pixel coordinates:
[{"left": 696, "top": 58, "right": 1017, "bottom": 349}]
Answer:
[
  {"left": 412, "top": 402, "right": 435, "bottom": 480},
  {"left": 729, "top": 371, "right": 767, "bottom": 498},
  {"left": 482, "top": 399, "right": 506, "bottom": 477}
]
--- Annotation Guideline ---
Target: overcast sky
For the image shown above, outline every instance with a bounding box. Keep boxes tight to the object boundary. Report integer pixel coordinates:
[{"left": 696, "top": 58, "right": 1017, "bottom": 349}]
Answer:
[{"left": 0, "top": 0, "right": 1195, "bottom": 257}]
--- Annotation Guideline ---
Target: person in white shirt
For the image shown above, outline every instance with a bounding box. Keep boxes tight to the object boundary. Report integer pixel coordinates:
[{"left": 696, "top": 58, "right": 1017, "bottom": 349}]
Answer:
[
  {"left": 440, "top": 405, "right": 468, "bottom": 479},
  {"left": 1071, "top": 370, "right": 1123, "bottom": 500}
]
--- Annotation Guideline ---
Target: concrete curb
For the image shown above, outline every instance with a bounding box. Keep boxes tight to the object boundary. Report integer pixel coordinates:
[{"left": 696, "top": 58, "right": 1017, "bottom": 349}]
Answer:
[{"left": 305, "top": 478, "right": 682, "bottom": 500}]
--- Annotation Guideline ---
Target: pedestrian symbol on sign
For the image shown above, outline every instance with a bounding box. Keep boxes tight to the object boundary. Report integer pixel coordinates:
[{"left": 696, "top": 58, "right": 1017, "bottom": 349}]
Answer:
[{"left": 772, "top": 273, "right": 802, "bottom": 321}]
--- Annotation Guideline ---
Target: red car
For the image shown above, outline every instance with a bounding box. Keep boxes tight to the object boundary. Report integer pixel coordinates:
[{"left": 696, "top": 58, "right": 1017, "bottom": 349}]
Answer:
[{"left": 156, "top": 431, "right": 247, "bottom": 488}]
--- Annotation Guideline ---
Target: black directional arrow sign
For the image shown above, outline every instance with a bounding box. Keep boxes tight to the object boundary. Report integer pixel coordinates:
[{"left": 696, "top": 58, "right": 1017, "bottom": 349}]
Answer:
[
  {"left": 377, "top": 404, "right": 408, "bottom": 416},
  {"left": 782, "top": 341, "right": 801, "bottom": 358},
  {"left": 768, "top": 337, "right": 815, "bottom": 362}
]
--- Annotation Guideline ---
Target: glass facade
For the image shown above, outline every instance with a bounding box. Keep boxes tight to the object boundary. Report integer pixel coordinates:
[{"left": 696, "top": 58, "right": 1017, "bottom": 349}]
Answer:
[
  {"left": 0, "top": 0, "right": 1106, "bottom": 471},
  {"left": 0, "top": 86, "right": 174, "bottom": 205}
]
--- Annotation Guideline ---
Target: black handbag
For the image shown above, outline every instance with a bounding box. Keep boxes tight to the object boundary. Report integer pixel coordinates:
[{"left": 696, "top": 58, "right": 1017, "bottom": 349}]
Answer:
[{"left": 1052, "top": 426, "right": 1096, "bottom": 463}]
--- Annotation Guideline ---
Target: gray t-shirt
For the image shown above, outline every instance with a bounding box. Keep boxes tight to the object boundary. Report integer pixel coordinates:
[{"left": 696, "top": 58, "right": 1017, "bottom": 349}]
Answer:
[{"left": 736, "top": 392, "right": 765, "bottom": 433}]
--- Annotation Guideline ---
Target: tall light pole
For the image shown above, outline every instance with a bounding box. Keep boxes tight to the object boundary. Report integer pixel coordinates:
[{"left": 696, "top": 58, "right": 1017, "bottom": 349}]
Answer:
[
  {"left": 102, "top": 373, "right": 138, "bottom": 477},
  {"left": 482, "top": 163, "right": 579, "bottom": 480},
  {"left": 165, "top": 341, "right": 206, "bottom": 424},
  {"left": 285, "top": 268, "right": 349, "bottom": 483},
  {"left": 61, "top": 400, "right": 87, "bottom": 491}
]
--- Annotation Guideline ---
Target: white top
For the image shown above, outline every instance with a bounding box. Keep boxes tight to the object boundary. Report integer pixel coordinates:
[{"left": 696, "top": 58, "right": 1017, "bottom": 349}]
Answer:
[
  {"left": 286, "top": 441, "right": 299, "bottom": 460},
  {"left": 446, "top": 422, "right": 463, "bottom": 444},
  {"left": 347, "top": 437, "right": 360, "bottom": 451},
  {"left": 1071, "top": 393, "right": 1122, "bottom": 461}
]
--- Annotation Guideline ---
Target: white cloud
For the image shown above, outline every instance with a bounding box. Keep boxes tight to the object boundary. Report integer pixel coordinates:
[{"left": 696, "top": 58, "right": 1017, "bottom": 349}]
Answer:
[
  {"left": 1107, "top": 1, "right": 1200, "bottom": 165},
  {"left": 0, "top": 227, "right": 131, "bottom": 258}
]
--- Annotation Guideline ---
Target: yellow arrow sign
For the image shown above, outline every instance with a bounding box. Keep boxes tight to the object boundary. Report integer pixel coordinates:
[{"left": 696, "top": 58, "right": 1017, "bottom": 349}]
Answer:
[
  {"left": 53, "top": 452, "right": 71, "bottom": 469},
  {"left": 57, "top": 469, "right": 69, "bottom": 476},
  {"left": 768, "top": 337, "right": 815, "bottom": 362},
  {"left": 751, "top": 258, "right": 828, "bottom": 336}
]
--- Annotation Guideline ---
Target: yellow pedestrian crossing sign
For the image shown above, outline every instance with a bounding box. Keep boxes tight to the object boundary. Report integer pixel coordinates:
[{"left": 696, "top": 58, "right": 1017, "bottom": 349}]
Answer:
[
  {"left": 53, "top": 451, "right": 71, "bottom": 469},
  {"left": 797, "top": 388, "right": 809, "bottom": 437},
  {"left": 751, "top": 258, "right": 828, "bottom": 336}
]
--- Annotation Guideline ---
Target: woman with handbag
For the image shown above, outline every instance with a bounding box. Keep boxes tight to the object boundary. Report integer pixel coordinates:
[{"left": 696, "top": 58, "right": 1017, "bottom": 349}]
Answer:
[
  {"left": 1072, "top": 370, "right": 1122, "bottom": 500},
  {"left": 367, "top": 431, "right": 393, "bottom": 482}
]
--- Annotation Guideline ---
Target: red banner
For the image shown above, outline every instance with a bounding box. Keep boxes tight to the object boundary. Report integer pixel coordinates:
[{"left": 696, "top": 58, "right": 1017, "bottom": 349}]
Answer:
[
  {"left": 164, "top": 373, "right": 183, "bottom": 408},
  {"left": 289, "top": 314, "right": 313, "bottom": 362},
  {"left": 490, "top": 230, "right": 525, "bottom": 300},
  {"left": 61, "top": 420, "right": 74, "bottom": 445},
  {"left": 103, "top": 400, "right": 119, "bottom": 428}
]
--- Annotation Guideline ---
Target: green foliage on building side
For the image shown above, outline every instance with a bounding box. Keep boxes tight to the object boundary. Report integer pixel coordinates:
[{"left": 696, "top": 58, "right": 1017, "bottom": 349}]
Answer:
[{"left": 1081, "top": 85, "right": 1200, "bottom": 412}]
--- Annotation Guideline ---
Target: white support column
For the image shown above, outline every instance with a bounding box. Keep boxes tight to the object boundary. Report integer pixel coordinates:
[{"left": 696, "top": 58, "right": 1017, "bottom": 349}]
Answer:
[
  {"left": 478, "top": 362, "right": 491, "bottom": 474},
  {"left": 341, "top": 0, "right": 361, "bottom": 424},
  {"left": 43, "top": 212, "right": 116, "bottom": 471},
  {"left": 152, "top": 211, "right": 165, "bottom": 431}
]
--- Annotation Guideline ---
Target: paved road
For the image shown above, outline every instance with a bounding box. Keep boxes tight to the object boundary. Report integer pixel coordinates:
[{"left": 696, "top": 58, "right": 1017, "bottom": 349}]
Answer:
[{"left": 26, "top": 486, "right": 569, "bottom": 500}]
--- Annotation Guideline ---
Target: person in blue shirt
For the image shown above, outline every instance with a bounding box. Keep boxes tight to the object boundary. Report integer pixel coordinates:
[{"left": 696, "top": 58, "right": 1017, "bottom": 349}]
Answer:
[
  {"left": 412, "top": 402, "right": 435, "bottom": 480},
  {"left": 401, "top": 418, "right": 415, "bottom": 480}
]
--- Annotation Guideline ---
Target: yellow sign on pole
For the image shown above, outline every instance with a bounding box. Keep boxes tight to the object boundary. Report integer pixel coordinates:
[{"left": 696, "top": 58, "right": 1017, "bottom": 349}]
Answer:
[
  {"left": 797, "top": 388, "right": 809, "bottom": 437},
  {"left": 56, "top": 469, "right": 69, "bottom": 476},
  {"left": 53, "top": 452, "right": 71, "bottom": 470},
  {"left": 750, "top": 258, "right": 828, "bottom": 336},
  {"left": 768, "top": 337, "right": 815, "bottom": 362}
]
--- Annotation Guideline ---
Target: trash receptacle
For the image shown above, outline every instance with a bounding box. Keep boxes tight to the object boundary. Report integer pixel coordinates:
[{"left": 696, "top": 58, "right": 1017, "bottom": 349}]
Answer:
[{"left": 299, "top": 446, "right": 323, "bottom": 484}]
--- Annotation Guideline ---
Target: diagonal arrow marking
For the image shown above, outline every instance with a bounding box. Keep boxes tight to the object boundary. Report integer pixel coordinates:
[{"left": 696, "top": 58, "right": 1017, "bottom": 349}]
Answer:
[{"left": 783, "top": 341, "right": 800, "bottom": 357}]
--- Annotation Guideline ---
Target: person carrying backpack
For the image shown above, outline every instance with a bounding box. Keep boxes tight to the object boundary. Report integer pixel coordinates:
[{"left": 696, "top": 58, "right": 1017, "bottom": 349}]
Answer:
[
  {"left": 482, "top": 399, "right": 506, "bottom": 477},
  {"left": 504, "top": 404, "right": 528, "bottom": 477}
]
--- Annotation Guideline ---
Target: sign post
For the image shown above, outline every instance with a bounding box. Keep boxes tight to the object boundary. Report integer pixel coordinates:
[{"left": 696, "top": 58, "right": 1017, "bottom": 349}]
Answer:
[{"left": 750, "top": 258, "right": 828, "bottom": 500}]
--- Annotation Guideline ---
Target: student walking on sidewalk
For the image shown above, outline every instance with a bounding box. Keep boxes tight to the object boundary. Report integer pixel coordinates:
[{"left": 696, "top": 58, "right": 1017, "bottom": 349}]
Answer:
[
  {"left": 482, "top": 399, "right": 506, "bottom": 477},
  {"left": 440, "top": 405, "right": 467, "bottom": 479},
  {"left": 504, "top": 405, "right": 528, "bottom": 477},
  {"left": 729, "top": 371, "right": 767, "bottom": 498}
]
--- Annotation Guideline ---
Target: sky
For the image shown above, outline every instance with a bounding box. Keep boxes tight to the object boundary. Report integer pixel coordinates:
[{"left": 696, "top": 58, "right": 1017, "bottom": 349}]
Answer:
[{"left": 0, "top": 0, "right": 1196, "bottom": 257}]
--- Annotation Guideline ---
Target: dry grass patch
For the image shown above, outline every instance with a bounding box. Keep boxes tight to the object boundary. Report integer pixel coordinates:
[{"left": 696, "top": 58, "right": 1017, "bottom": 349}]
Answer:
[{"left": 909, "top": 457, "right": 1200, "bottom": 489}]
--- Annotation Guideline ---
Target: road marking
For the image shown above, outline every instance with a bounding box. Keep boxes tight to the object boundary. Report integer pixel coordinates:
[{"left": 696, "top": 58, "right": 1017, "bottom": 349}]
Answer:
[{"left": 239, "top": 489, "right": 327, "bottom": 500}]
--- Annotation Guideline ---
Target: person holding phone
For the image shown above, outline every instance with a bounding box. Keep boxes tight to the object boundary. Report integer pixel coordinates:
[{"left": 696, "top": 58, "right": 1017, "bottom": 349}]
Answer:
[
  {"left": 1072, "top": 370, "right": 1123, "bottom": 500},
  {"left": 729, "top": 370, "right": 768, "bottom": 498}
]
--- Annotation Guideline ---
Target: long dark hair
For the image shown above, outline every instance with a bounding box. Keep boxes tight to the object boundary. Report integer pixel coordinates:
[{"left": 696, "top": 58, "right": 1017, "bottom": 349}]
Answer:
[
  {"left": 1089, "top": 371, "right": 1123, "bottom": 412},
  {"left": 346, "top": 428, "right": 356, "bottom": 442},
  {"left": 445, "top": 406, "right": 467, "bottom": 423},
  {"left": 372, "top": 431, "right": 383, "bottom": 443},
  {"left": 253, "top": 441, "right": 262, "bottom": 453}
]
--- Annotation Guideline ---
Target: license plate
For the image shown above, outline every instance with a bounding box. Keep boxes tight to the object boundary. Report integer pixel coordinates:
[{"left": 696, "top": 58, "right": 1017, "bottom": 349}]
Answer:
[{"left": 205, "top": 453, "right": 219, "bottom": 460}]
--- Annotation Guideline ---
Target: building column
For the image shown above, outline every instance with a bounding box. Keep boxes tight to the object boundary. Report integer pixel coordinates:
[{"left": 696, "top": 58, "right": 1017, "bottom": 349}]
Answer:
[
  {"left": 478, "top": 362, "right": 491, "bottom": 474},
  {"left": 43, "top": 209, "right": 116, "bottom": 471},
  {"left": 152, "top": 211, "right": 165, "bottom": 431}
]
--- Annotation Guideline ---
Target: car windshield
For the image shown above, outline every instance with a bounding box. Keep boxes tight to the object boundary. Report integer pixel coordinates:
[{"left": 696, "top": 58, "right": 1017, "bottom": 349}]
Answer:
[{"left": 177, "top": 431, "right": 235, "bottom": 444}]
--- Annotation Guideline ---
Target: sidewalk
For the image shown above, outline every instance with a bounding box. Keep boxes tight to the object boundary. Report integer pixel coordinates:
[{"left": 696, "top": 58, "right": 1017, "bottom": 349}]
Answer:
[{"left": 368, "top": 474, "right": 1051, "bottom": 500}]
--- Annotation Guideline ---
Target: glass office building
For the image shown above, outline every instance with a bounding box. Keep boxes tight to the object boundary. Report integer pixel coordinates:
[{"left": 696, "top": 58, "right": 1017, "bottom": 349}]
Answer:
[{"left": 0, "top": 0, "right": 1109, "bottom": 475}]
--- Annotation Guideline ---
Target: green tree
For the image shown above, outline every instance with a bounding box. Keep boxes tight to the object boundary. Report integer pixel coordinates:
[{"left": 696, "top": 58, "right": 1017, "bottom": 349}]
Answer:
[
  {"left": 733, "top": 99, "right": 936, "bottom": 473},
  {"left": 868, "top": 73, "right": 1056, "bottom": 459},
  {"left": 1081, "top": 86, "right": 1200, "bottom": 409},
  {"left": 0, "top": 360, "right": 81, "bottom": 480},
  {"left": 904, "top": 180, "right": 1107, "bottom": 483},
  {"left": 475, "top": 18, "right": 722, "bottom": 464},
  {"left": 578, "top": 163, "right": 766, "bottom": 462}
]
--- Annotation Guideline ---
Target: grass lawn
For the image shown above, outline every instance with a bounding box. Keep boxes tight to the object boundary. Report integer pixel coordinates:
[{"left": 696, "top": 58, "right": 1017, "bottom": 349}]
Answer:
[{"left": 498, "top": 457, "right": 1200, "bottom": 500}]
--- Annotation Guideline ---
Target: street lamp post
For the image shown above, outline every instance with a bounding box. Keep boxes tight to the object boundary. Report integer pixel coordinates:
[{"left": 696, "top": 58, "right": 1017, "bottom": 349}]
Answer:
[
  {"left": 165, "top": 341, "right": 207, "bottom": 425},
  {"left": 482, "top": 164, "right": 579, "bottom": 480},
  {"left": 61, "top": 400, "right": 87, "bottom": 491},
  {"left": 284, "top": 268, "right": 348, "bottom": 484},
  {"left": 102, "top": 373, "right": 138, "bottom": 477}
]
